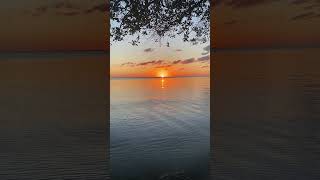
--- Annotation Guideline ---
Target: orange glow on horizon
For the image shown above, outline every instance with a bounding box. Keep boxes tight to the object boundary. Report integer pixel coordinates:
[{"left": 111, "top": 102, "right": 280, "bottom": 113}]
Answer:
[
  {"left": 111, "top": 63, "right": 210, "bottom": 78},
  {"left": 157, "top": 69, "right": 169, "bottom": 78}
]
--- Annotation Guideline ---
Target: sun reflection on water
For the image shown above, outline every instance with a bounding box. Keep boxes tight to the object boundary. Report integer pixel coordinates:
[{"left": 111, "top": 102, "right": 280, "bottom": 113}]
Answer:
[{"left": 161, "top": 78, "right": 165, "bottom": 89}]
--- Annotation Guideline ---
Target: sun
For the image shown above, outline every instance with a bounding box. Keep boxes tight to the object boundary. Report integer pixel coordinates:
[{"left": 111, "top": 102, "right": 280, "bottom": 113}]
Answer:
[{"left": 158, "top": 69, "right": 168, "bottom": 78}]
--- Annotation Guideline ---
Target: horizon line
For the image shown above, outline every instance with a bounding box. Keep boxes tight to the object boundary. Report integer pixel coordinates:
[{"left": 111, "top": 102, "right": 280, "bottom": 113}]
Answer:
[{"left": 111, "top": 75, "right": 210, "bottom": 79}]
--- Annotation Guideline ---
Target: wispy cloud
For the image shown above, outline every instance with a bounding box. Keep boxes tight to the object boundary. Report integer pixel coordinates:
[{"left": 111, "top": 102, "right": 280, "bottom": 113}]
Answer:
[
  {"left": 121, "top": 55, "right": 210, "bottom": 68},
  {"left": 172, "top": 60, "right": 181, "bottom": 64},
  {"left": 180, "top": 58, "right": 196, "bottom": 64},
  {"left": 202, "top": 45, "right": 210, "bottom": 55},
  {"left": 27, "top": 1, "right": 108, "bottom": 17},
  {"left": 121, "top": 62, "right": 136, "bottom": 67},
  {"left": 84, "top": 3, "right": 108, "bottom": 14},
  {"left": 54, "top": 2, "right": 80, "bottom": 10},
  {"left": 291, "top": 0, "right": 309, "bottom": 5},
  {"left": 31, "top": 5, "right": 48, "bottom": 16},
  {"left": 137, "top": 60, "right": 164, "bottom": 66},
  {"left": 121, "top": 60, "right": 164, "bottom": 67},
  {"left": 291, "top": 12, "right": 317, "bottom": 20},
  {"left": 197, "top": 55, "right": 210, "bottom": 62},
  {"left": 156, "top": 65, "right": 172, "bottom": 68},
  {"left": 144, "top": 48, "right": 154, "bottom": 52}
]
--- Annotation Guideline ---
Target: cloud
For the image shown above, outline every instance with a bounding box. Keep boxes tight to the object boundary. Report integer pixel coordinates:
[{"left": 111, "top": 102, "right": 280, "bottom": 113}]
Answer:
[
  {"left": 172, "top": 56, "right": 209, "bottom": 65},
  {"left": 201, "top": 65, "right": 209, "bottom": 68},
  {"left": 291, "top": 12, "right": 316, "bottom": 20},
  {"left": 121, "top": 62, "right": 136, "bottom": 67},
  {"left": 197, "top": 55, "right": 210, "bottom": 62},
  {"left": 180, "top": 58, "right": 196, "bottom": 64},
  {"left": 28, "top": 2, "right": 108, "bottom": 17},
  {"left": 214, "top": 0, "right": 320, "bottom": 24},
  {"left": 85, "top": 3, "right": 108, "bottom": 14},
  {"left": 121, "top": 55, "right": 211, "bottom": 68},
  {"left": 291, "top": 0, "right": 310, "bottom": 5},
  {"left": 121, "top": 60, "right": 164, "bottom": 67},
  {"left": 156, "top": 65, "right": 172, "bottom": 68},
  {"left": 202, "top": 45, "right": 210, "bottom": 55},
  {"left": 137, "top": 60, "right": 164, "bottom": 66},
  {"left": 31, "top": 5, "right": 48, "bottom": 16},
  {"left": 172, "top": 60, "right": 181, "bottom": 64},
  {"left": 54, "top": 2, "right": 80, "bottom": 10},
  {"left": 144, "top": 48, "right": 154, "bottom": 52}
]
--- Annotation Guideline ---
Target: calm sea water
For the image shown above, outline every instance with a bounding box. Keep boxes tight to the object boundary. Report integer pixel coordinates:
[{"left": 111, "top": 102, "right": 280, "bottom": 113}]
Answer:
[
  {"left": 211, "top": 48, "right": 320, "bottom": 179},
  {"left": 0, "top": 53, "right": 109, "bottom": 179},
  {"left": 111, "top": 77, "right": 210, "bottom": 180}
]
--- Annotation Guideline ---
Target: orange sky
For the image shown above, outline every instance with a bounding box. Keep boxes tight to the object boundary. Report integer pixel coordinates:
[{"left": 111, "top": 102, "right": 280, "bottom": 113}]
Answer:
[{"left": 111, "top": 37, "right": 210, "bottom": 78}]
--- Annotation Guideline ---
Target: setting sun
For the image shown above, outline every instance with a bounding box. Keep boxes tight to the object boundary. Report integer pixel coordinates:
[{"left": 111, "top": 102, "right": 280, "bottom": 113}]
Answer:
[{"left": 158, "top": 69, "right": 169, "bottom": 78}]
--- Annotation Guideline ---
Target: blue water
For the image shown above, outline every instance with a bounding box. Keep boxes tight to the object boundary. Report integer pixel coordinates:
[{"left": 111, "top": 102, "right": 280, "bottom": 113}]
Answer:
[{"left": 111, "top": 77, "right": 210, "bottom": 180}]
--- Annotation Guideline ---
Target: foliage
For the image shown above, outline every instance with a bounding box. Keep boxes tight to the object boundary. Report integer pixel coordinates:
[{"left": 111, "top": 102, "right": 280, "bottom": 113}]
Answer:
[{"left": 110, "top": 0, "right": 210, "bottom": 46}]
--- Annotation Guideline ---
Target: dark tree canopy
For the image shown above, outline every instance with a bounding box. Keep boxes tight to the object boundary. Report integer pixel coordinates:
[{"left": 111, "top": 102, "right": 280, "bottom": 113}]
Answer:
[{"left": 110, "top": 0, "right": 210, "bottom": 46}]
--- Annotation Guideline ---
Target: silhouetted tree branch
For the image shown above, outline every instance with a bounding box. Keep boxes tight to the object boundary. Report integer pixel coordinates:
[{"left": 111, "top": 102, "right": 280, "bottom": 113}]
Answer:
[{"left": 111, "top": 0, "right": 210, "bottom": 46}]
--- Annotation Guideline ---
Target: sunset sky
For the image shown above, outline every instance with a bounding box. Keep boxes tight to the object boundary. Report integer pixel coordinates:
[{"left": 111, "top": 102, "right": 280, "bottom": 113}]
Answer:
[
  {"left": 110, "top": 2, "right": 210, "bottom": 78},
  {"left": 110, "top": 35, "right": 210, "bottom": 78},
  {"left": 0, "top": 0, "right": 107, "bottom": 51}
]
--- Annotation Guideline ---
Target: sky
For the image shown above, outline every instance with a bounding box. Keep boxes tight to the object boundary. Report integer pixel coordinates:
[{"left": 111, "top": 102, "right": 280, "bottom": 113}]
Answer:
[
  {"left": 110, "top": 3, "right": 210, "bottom": 78},
  {"left": 111, "top": 0, "right": 320, "bottom": 77},
  {"left": 213, "top": 0, "right": 320, "bottom": 49},
  {"left": 3, "top": 0, "right": 319, "bottom": 76},
  {"left": 0, "top": 0, "right": 107, "bottom": 51},
  {"left": 110, "top": 34, "right": 210, "bottom": 78}
]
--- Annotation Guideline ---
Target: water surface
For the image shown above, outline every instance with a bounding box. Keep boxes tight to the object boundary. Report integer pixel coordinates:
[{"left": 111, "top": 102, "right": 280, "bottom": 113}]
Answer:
[{"left": 111, "top": 77, "right": 210, "bottom": 180}]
